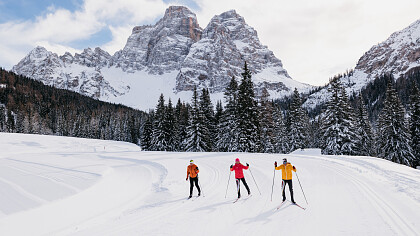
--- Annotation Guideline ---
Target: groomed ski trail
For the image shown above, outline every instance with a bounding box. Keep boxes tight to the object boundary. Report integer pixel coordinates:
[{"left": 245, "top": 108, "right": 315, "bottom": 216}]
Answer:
[{"left": 0, "top": 134, "right": 419, "bottom": 236}]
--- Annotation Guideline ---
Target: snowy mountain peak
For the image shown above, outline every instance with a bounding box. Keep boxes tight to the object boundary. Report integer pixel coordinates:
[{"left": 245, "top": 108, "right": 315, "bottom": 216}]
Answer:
[
  {"left": 303, "top": 18, "right": 420, "bottom": 110},
  {"left": 355, "top": 18, "right": 420, "bottom": 79},
  {"left": 13, "top": 6, "right": 311, "bottom": 110},
  {"left": 164, "top": 6, "right": 197, "bottom": 20}
]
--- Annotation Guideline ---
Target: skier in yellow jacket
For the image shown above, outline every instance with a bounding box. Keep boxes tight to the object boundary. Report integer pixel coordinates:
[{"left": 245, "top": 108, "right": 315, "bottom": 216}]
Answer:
[{"left": 275, "top": 158, "right": 296, "bottom": 203}]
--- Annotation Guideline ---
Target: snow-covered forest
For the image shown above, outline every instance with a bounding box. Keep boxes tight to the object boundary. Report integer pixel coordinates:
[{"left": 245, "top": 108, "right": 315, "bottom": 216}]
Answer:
[
  {"left": 141, "top": 63, "right": 420, "bottom": 168},
  {"left": 1, "top": 65, "right": 419, "bottom": 168}
]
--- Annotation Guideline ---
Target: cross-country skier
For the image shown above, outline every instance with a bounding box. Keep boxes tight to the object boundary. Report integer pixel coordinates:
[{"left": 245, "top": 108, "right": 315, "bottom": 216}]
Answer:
[
  {"left": 275, "top": 158, "right": 296, "bottom": 203},
  {"left": 230, "top": 158, "right": 251, "bottom": 198},
  {"left": 186, "top": 160, "right": 201, "bottom": 199}
]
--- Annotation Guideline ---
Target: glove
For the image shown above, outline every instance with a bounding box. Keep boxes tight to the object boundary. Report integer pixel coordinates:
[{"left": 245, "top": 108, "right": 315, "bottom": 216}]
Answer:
[
  {"left": 186, "top": 177, "right": 188, "bottom": 181},
  {"left": 274, "top": 161, "right": 277, "bottom": 167},
  {"left": 246, "top": 163, "right": 249, "bottom": 167},
  {"left": 230, "top": 165, "right": 233, "bottom": 169}
]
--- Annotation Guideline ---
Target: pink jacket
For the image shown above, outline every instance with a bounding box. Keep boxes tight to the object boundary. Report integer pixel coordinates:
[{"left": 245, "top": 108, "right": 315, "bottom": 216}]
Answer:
[{"left": 230, "top": 163, "right": 249, "bottom": 179}]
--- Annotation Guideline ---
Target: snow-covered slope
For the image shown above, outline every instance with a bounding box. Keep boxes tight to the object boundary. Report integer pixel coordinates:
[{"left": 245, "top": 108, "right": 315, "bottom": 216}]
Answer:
[
  {"left": 0, "top": 133, "right": 419, "bottom": 235},
  {"left": 12, "top": 6, "right": 311, "bottom": 110},
  {"left": 304, "top": 19, "right": 420, "bottom": 109}
]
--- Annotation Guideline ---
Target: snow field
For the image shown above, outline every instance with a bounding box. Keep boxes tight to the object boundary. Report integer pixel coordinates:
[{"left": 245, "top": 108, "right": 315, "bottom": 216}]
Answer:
[{"left": 0, "top": 133, "right": 419, "bottom": 235}]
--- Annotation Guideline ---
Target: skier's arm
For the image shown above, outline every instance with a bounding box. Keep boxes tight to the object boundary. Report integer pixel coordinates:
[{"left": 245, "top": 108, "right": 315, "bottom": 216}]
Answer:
[
  {"left": 243, "top": 164, "right": 249, "bottom": 170},
  {"left": 196, "top": 166, "right": 199, "bottom": 174},
  {"left": 293, "top": 166, "right": 297, "bottom": 172},
  {"left": 275, "top": 165, "right": 284, "bottom": 171}
]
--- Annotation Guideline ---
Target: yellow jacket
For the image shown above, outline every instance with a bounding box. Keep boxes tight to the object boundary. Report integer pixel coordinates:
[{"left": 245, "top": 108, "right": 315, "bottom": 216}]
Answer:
[{"left": 275, "top": 163, "right": 296, "bottom": 180}]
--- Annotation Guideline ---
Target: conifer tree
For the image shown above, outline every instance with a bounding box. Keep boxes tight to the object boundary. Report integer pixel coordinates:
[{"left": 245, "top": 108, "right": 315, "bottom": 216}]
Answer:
[
  {"left": 377, "top": 81, "right": 414, "bottom": 166},
  {"left": 286, "top": 88, "right": 308, "bottom": 153},
  {"left": 355, "top": 95, "right": 375, "bottom": 156},
  {"left": 237, "top": 62, "right": 261, "bottom": 152},
  {"left": 176, "top": 100, "right": 190, "bottom": 151},
  {"left": 217, "top": 76, "right": 240, "bottom": 152},
  {"left": 185, "top": 87, "right": 210, "bottom": 152},
  {"left": 151, "top": 94, "right": 168, "bottom": 151},
  {"left": 200, "top": 88, "right": 215, "bottom": 151},
  {"left": 273, "top": 105, "right": 288, "bottom": 153},
  {"left": 320, "top": 79, "right": 358, "bottom": 155},
  {"left": 337, "top": 85, "right": 359, "bottom": 155},
  {"left": 164, "top": 99, "right": 176, "bottom": 151},
  {"left": 409, "top": 82, "right": 420, "bottom": 167},
  {"left": 259, "top": 88, "right": 275, "bottom": 153}
]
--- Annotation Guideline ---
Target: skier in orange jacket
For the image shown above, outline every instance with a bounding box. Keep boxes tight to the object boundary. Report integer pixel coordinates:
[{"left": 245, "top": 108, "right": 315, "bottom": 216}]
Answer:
[
  {"left": 275, "top": 158, "right": 296, "bottom": 203},
  {"left": 186, "top": 160, "right": 201, "bottom": 199}
]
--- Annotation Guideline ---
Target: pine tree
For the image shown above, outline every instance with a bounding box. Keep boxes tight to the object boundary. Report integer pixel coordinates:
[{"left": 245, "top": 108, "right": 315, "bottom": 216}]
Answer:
[
  {"left": 337, "top": 85, "right": 359, "bottom": 155},
  {"left": 273, "top": 104, "right": 288, "bottom": 153},
  {"left": 164, "top": 99, "right": 176, "bottom": 151},
  {"left": 409, "top": 82, "right": 420, "bottom": 167},
  {"left": 286, "top": 88, "right": 308, "bottom": 153},
  {"left": 141, "top": 111, "right": 154, "bottom": 151},
  {"left": 176, "top": 100, "right": 189, "bottom": 151},
  {"left": 151, "top": 94, "right": 168, "bottom": 151},
  {"left": 259, "top": 88, "right": 275, "bottom": 153},
  {"left": 377, "top": 81, "right": 414, "bottom": 166},
  {"left": 200, "top": 88, "right": 215, "bottom": 151},
  {"left": 237, "top": 62, "right": 261, "bottom": 152},
  {"left": 185, "top": 87, "right": 210, "bottom": 152},
  {"left": 217, "top": 76, "right": 240, "bottom": 152},
  {"left": 355, "top": 95, "right": 375, "bottom": 156},
  {"left": 320, "top": 79, "right": 358, "bottom": 155}
]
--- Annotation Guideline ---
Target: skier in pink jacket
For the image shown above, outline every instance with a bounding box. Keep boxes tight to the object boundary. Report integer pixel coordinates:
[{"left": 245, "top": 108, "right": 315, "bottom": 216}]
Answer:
[{"left": 230, "top": 158, "right": 251, "bottom": 198}]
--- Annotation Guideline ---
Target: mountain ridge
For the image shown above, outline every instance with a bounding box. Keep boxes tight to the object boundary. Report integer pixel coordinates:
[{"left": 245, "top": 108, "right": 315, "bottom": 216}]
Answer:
[{"left": 12, "top": 6, "right": 311, "bottom": 110}]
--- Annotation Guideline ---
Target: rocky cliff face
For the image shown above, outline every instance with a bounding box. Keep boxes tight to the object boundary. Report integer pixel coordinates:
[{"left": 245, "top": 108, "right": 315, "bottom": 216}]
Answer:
[
  {"left": 12, "top": 6, "right": 310, "bottom": 110},
  {"left": 110, "top": 6, "right": 203, "bottom": 74},
  {"left": 356, "top": 19, "right": 420, "bottom": 78},
  {"left": 176, "top": 10, "right": 291, "bottom": 93},
  {"left": 303, "top": 19, "right": 420, "bottom": 110}
]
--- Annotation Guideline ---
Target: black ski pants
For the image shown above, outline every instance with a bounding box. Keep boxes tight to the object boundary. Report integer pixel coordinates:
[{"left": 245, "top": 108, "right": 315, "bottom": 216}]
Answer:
[
  {"left": 282, "top": 179, "right": 295, "bottom": 202},
  {"left": 236, "top": 178, "right": 250, "bottom": 198},
  {"left": 189, "top": 176, "right": 201, "bottom": 196}
]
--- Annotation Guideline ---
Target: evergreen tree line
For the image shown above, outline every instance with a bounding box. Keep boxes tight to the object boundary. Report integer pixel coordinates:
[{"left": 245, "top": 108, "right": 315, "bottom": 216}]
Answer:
[
  {"left": 141, "top": 64, "right": 420, "bottom": 168},
  {"left": 0, "top": 68, "right": 145, "bottom": 144}
]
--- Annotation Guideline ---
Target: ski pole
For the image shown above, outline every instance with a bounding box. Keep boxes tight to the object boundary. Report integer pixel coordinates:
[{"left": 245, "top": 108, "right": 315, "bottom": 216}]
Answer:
[
  {"left": 225, "top": 171, "right": 232, "bottom": 198},
  {"left": 271, "top": 167, "right": 276, "bottom": 201},
  {"left": 295, "top": 172, "right": 308, "bottom": 204},
  {"left": 248, "top": 167, "right": 261, "bottom": 195}
]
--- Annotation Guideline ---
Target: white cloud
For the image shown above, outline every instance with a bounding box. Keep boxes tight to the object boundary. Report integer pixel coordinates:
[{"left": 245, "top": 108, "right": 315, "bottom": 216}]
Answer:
[{"left": 101, "top": 25, "right": 133, "bottom": 54}]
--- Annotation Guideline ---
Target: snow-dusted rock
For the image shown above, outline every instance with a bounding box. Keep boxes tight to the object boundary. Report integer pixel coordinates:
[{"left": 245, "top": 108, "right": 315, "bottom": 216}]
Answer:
[
  {"left": 303, "top": 19, "right": 420, "bottom": 110},
  {"left": 176, "top": 10, "right": 292, "bottom": 93},
  {"left": 12, "top": 6, "right": 311, "bottom": 110}
]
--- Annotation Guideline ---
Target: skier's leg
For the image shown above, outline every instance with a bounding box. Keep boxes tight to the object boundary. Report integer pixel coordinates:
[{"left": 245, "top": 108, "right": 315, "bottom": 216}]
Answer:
[
  {"left": 241, "top": 178, "right": 251, "bottom": 195},
  {"left": 282, "top": 180, "right": 286, "bottom": 201},
  {"left": 236, "top": 179, "right": 241, "bottom": 198},
  {"left": 189, "top": 177, "right": 193, "bottom": 197},
  {"left": 288, "top": 180, "right": 295, "bottom": 203},
  {"left": 194, "top": 177, "right": 201, "bottom": 195}
]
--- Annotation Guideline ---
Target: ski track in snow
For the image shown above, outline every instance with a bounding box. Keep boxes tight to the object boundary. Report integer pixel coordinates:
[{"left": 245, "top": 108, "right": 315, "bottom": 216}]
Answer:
[{"left": 0, "top": 133, "right": 419, "bottom": 235}]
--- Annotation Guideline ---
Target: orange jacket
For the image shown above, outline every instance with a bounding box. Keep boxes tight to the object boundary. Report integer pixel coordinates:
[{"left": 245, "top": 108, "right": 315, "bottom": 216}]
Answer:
[
  {"left": 275, "top": 163, "right": 296, "bottom": 180},
  {"left": 187, "top": 164, "right": 199, "bottom": 178}
]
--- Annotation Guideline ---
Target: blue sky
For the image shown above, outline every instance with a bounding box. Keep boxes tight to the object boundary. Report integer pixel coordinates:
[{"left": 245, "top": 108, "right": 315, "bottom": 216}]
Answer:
[
  {"left": 1, "top": 0, "right": 419, "bottom": 85},
  {"left": 0, "top": 0, "right": 83, "bottom": 22}
]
